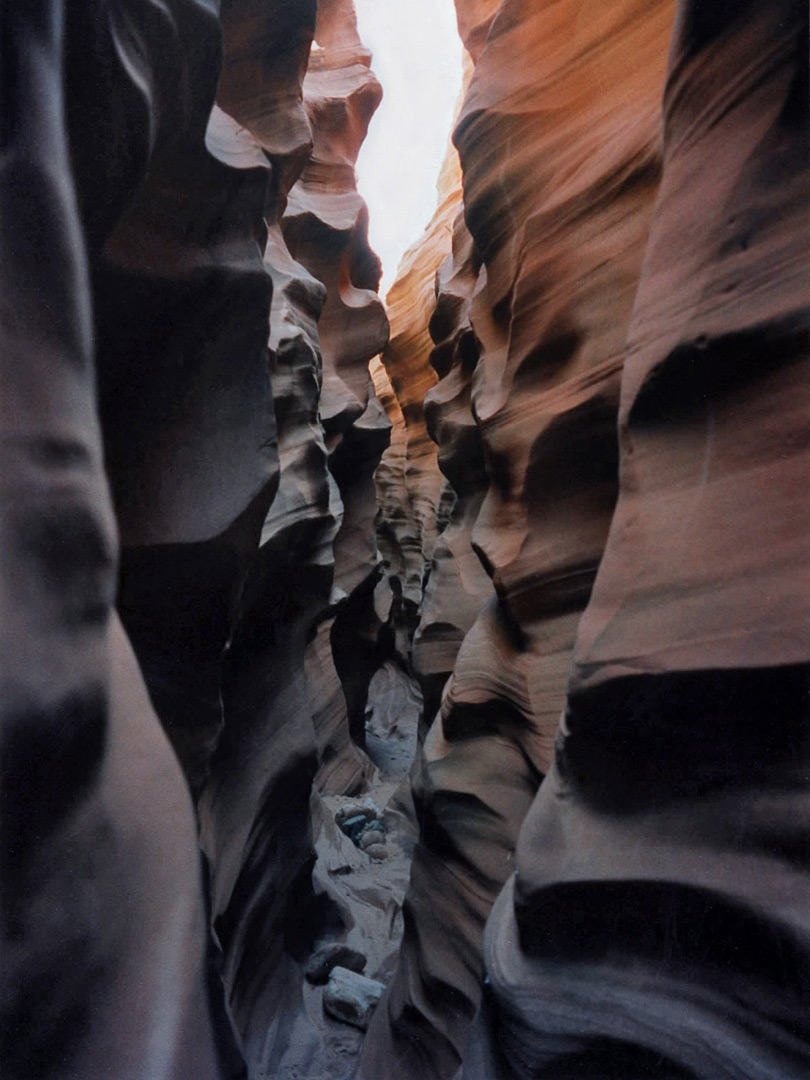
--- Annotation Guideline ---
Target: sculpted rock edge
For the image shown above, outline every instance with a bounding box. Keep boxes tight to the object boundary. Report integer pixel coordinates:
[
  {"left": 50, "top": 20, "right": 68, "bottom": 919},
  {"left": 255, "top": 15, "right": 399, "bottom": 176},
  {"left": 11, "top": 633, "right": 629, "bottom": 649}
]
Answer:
[
  {"left": 1, "top": 2, "right": 390, "bottom": 1078},
  {"left": 365, "top": 1, "right": 809, "bottom": 1079},
  {"left": 2, "top": 1, "right": 807, "bottom": 1079}
]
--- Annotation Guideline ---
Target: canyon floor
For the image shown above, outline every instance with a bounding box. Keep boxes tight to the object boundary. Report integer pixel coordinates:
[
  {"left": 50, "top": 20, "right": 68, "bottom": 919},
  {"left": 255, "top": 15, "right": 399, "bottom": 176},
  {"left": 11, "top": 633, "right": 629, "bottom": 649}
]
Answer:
[{"left": 278, "top": 664, "right": 422, "bottom": 1079}]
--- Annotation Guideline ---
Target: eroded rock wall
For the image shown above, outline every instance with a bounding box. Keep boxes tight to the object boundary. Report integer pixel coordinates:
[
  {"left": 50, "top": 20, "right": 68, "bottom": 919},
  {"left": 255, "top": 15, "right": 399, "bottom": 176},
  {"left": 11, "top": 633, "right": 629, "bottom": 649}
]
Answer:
[
  {"left": 2, "top": 3, "right": 269, "bottom": 1078},
  {"left": 200, "top": 1, "right": 392, "bottom": 1071},
  {"left": 377, "top": 122, "right": 495, "bottom": 729},
  {"left": 2, "top": 3, "right": 389, "bottom": 1078},
  {"left": 4, "top": 1, "right": 807, "bottom": 1078},
  {"left": 466, "top": 3, "right": 810, "bottom": 1076},
  {"left": 362, "top": 3, "right": 676, "bottom": 1076}
]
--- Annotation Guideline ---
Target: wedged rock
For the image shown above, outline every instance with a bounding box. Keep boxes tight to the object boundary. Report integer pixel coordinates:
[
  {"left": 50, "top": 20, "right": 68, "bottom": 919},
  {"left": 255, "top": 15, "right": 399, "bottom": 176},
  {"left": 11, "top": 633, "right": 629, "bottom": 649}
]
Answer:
[
  {"left": 358, "top": 824, "right": 386, "bottom": 850},
  {"left": 336, "top": 800, "right": 385, "bottom": 848},
  {"left": 336, "top": 802, "right": 381, "bottom": 828},
  {"left": 305, "top": 945, "right": 367, "bottom": 986},
  {"left": 363, "top": 843, "right": 389, "bottom": 862},
  {"left": 323, "top": 968, "right": 386, "bottom": 1031}
]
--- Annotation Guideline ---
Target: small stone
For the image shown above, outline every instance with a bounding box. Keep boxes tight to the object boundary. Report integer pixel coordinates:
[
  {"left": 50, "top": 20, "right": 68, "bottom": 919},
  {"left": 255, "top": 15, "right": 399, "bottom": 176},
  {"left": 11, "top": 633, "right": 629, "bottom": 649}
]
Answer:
[
  {"left": 358, "top": 823, "right": 385, "bottom": 850},
  {"left": 364, "top": 842, "right": 388, "bottom": 860},
  {"left": 305, "top": 944, "right": 367, "bottom": 986},
  {"left": 323, "top": 967, "right": 385, "bottom": 1030},
  {"left": 336, "top": 804, "right": 380, "bottom": 843}
]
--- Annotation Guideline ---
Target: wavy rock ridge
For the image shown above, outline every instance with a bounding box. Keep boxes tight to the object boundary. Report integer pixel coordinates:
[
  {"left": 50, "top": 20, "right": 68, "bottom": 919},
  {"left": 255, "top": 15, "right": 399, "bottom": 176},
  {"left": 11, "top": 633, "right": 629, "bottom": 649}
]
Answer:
[
  {"left": 1, "top": 1, "right": 808, "bottom": 1079},
  {"left": 2, "top": 2, "right": 392, "bottom": 1078},
  {"left": 366, "top": 1, "right": 809, "bottom": 1079}
]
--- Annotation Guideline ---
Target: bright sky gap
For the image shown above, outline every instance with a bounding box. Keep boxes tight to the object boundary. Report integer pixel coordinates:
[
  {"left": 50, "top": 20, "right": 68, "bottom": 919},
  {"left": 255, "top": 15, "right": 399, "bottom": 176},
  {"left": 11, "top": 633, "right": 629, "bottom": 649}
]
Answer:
[{"left": 353, "top": 0, "right": 465, "bottom": 300}]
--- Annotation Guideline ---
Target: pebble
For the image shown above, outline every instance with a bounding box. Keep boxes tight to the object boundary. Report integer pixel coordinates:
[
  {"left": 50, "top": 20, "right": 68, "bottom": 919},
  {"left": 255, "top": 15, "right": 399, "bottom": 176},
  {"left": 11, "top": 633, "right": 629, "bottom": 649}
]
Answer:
[
  {"left": 364, "top": 842, "right": 388, "bottom": 860},
  {"left": 358, "top": 825, "right": 385, "bottom": 850}
]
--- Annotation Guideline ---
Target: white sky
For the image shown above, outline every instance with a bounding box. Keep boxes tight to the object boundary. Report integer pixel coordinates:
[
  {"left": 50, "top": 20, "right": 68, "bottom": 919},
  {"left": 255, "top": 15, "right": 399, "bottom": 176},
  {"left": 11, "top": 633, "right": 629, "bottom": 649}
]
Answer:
[{"left": 354, "top": 0, "right": 465, "bottom": 300}]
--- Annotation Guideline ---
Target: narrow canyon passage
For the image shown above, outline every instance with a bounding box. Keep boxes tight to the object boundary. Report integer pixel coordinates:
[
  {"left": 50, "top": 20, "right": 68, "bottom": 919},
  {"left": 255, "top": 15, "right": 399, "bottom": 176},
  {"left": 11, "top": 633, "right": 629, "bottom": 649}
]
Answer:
[{"left": 1, "top": 3, "right": 808, "bottom": 1080}]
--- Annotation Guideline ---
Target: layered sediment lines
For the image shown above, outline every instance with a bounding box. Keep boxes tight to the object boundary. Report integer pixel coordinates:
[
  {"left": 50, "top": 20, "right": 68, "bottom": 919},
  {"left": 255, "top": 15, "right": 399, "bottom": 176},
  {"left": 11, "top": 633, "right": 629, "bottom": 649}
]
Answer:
[
  {"left": 200, "top": 1, "right": 393, "bottom": 1072},
  {"left": 3, "top": 1, "right": 808, "bottom": 1079},
  {"left": 466, "top": 3, "right": 810, "bottom": 1076},
  {"left": 362, "top": 3, "right": 677, "bottom": 1076},
  {"left": 2, "top": 3, "right": 390, "bottom": 1078},
  {"left": 375, "top": 143, "right": 465, "bottom": 613}
]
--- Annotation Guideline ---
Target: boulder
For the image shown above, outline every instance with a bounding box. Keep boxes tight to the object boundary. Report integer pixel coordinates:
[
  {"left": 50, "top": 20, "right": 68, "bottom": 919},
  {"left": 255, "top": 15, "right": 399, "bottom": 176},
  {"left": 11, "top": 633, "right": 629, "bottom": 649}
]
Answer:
[{"left": 323, "top": 968, "right": 386, "bottom": 1030}]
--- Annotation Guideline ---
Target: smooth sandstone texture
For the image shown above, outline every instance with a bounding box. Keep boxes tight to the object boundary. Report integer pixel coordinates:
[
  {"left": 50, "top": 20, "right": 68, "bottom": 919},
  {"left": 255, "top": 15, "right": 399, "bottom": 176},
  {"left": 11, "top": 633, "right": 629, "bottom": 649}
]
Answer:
[
  {"left": 374, "top": 140, "right": 465, "bottom": 632},
  {"left": 1, "top": 3, "right": 244, "bottom": 1078},
  {"left": 3, "top": 2, "right": 391, "bottom": 1078},
  {"left": 4, "top": 1, "right": 808, "bottom": 1078},
  {"left": 362, "top": 2, "right": 676, "bottom": 1077},
  {"left": 465, "top": 3, "right": 810, "bottom": 1078},
  {"left": 196, "top": 2, "right": 392, "bottom": 1074}
]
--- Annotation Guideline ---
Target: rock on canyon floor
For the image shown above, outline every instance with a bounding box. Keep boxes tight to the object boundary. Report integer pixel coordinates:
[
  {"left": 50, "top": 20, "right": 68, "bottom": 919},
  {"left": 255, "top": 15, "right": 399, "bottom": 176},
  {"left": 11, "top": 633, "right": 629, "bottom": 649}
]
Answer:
[{"left": 277, "top": 663, "right": 422, "bottom": 1079}]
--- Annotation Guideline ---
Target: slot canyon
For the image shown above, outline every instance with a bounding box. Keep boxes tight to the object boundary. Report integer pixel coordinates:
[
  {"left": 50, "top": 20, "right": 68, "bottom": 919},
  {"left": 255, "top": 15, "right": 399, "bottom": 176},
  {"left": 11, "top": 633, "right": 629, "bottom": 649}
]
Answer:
[{"left": 1, "top": 1, "right": 808, "bottom": 1078}]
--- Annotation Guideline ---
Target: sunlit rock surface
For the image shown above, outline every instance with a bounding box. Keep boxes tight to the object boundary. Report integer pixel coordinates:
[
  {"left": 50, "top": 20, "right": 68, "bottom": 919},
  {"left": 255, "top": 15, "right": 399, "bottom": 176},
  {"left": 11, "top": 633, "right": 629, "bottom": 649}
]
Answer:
[
  {"left": 362, "top": 2, "right": 677, "bottom": 1076},
  {"left": 372, "top": 143, "right": 468, "bottom": 662},
  {"left": 464, "top": 3, "right": 810, "bottom": 1077}
]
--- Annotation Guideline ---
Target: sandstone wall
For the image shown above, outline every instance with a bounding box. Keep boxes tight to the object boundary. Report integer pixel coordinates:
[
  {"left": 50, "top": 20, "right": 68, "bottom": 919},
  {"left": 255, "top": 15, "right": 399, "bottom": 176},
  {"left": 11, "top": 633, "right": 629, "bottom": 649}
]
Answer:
[
  {"left": 361, "top": 2, "right": 676, "bottom": 1076},
  {"left": 466, "top": 3, "right": 810, "bottom": 1076},
  {"left": 367, "top": 2, "right": 809, "bottom": 1080},
  {"left": 2, "top": 3, "right": 388, "bottom": 1078},
  {"left": 3, "top": 1, "right": 807, "bottom": 1078},
  {"left": 199, "top": 1, "right": 392, "bottom": 1071},
  {"left": 2, "top": 3, "right": 267, "bottom": 1077}
]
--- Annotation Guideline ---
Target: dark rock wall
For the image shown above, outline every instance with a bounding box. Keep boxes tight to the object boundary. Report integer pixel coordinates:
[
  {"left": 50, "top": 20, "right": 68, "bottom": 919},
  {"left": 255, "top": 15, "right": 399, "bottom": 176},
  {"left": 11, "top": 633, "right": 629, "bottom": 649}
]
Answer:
[
  {"left": 198, "top": 5, "right": 392, "bottom": 1069},
  {"left": 2, "top": 2, "right": 388, "bottom": 1078},
  {"left": 2, "top": 3, "right": 257, "bottom": 1078}
]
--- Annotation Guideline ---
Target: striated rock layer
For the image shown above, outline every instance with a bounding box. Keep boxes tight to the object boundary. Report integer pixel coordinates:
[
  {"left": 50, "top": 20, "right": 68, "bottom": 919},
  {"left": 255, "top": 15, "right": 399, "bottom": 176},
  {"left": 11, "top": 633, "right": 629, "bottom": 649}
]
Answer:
[
  {"left": 2, "top": 2, "right": 391, "bottom": 1079},
  {"left": 375, "top": 143, "right": 463, "bottom": 614},
  {"left": 4, "top": 0, "right": 808, "bottom": 1078},
  {"left": 199, "top": 0, "right": 392, "bottom": 1073},
  {"left": 466, "top": 2, "right": 810, "bottom": 1077},
  {"left": 368, "top": 3, "right": 809, "bottom": 1080},
  {"left": 362, "top": 2, "right": 677, "bottom": 1076}
]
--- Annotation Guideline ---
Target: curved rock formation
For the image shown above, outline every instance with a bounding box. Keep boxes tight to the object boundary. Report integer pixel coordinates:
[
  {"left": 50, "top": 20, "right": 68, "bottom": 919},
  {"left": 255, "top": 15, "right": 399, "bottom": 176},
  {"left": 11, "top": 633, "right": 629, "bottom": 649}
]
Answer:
[
  {"left": 2, "top": 2, "right": 257, "bottom": 1077},
  {"left": 197, "top": 1, "right": 392, "bottom": 1072},
  {"left": 3, "top": 2, "right": 390, "bottom": 1078},
  {"left": 415, "top": 205, "right": 492, "bottom": 726},
  {"left": 287, "top": 0, "right": 391, "bottom": 795},
  {"left": 362, "top": 2, "right": 677, "bottom": 1076},
  {"left": 4, "top": 1, "right": 807, "bottom": 1078},
  {"left": 466, "top": 3, "right": 810, "bottom": 1076}
]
